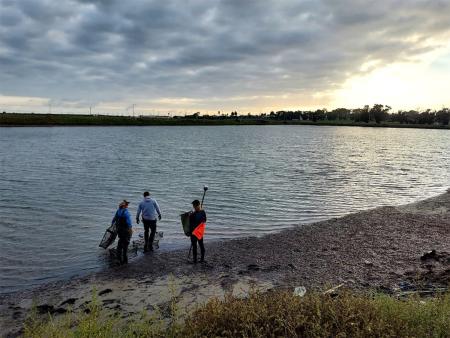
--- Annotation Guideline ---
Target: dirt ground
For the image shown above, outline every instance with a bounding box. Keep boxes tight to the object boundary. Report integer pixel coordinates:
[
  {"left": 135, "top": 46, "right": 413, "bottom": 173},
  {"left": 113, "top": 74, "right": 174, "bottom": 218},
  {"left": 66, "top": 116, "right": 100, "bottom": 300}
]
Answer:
[{"left": 1, "top": 191, "right": 449, "bottom": 337}]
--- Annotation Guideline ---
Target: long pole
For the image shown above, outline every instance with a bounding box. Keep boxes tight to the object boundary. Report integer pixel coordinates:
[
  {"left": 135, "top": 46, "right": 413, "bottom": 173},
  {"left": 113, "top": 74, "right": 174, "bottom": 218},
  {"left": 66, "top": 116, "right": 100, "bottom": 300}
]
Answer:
[{"left": 200, "top": 189, "right": 207, "bottom": 207}]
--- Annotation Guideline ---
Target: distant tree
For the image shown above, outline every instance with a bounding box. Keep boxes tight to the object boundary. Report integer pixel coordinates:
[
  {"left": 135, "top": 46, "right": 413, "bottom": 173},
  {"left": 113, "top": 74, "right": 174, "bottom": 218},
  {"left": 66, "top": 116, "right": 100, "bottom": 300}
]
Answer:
[
  {"left": 326, "top": 109, "right": 338, "bottom": 120},
  {"left": 404, "top": 110, "right": 420, "bottom": 124},
  {"left": 436, "top": 108, "right": 450, "bottom": 125},
  {"left": 301, "top": 111, "right": 313, "bottom": 121},
  {"left": 293, "top": 111, "right": 302, "bottom": 120},
  {"left": 360, "top": 105, "right": 370, "bottom": 123},
  {"left": 332, "top": 108, "right": 351, "bottom": 120},
  {"left": 370, "top": 104, "right": 390, "bottom": 123},
  {"left": 417, "top": 109, "right": 435, "bottom": 124},
  {"left": 351, "top": 106, "right": 369, "bottom": 123},
  {"left": 312, "top": 109, "right": 326, "bottom": 122}
]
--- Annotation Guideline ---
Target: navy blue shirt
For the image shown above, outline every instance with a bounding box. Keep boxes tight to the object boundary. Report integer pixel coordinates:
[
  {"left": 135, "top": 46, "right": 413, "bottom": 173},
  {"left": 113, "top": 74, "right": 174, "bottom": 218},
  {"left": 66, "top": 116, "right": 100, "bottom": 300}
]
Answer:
[{"left": 189, "top": 210, "right": 206, "bottom": 233}]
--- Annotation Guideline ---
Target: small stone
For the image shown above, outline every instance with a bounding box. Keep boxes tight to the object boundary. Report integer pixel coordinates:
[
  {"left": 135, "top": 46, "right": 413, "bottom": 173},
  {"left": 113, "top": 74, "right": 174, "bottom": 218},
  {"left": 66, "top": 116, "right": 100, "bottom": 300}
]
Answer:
[
  {"left": 247, "top": 264, "right": 260, "bottom": 271},
  {"left": 53, "top": 308, "right": 67, "bottom": 314},
  {"left": 60, "top": 298, "right": 77, "bottom": 306},
  {"left": 98, "top": 288, "right": 113, "bottom": 296},
  {"left": 421, "top": 250, "right": 437, "bottom": 261},
  {"left": 36, "top": 304, "right": 54, "bottom": 314}
]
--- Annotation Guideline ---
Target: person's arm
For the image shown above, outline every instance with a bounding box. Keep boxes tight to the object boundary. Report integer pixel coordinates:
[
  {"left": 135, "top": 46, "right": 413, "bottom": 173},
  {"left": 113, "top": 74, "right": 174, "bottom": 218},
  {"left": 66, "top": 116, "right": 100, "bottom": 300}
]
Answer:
[
  {"left": 153, "top": 200, "right": 162, "bottom": 220},
  {"left": 201, "top": 210, "right": 207, "bottom": 223},
  {"left": 136, "top": 203, "right": 141, "bottom": 224},
  {"left": 125, "top": 209, "right": 132, "bottom": 228},
  {"left": 125, "top": 209, "right": 133, "bottom": 235}
]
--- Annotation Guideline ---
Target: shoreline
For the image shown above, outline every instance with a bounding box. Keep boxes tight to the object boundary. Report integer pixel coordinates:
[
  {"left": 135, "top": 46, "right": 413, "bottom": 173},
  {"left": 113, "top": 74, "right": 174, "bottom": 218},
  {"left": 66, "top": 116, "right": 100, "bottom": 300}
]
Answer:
[
  {"left": 1, "top": 191, "right": 449, "bottom": 336},
  {"left": 2, "top": 113, "right": 450, "bottom": 129},
  {"left": 2, "top": 122, "right": 450, "bottom": 130}
]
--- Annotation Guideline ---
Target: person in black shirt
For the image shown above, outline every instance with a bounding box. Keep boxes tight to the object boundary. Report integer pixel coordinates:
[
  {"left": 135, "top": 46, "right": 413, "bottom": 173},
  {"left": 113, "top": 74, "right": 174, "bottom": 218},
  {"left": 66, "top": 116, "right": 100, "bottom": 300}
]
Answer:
[{"left": 189, "top": 199, "right": 207, "bottom": 263}]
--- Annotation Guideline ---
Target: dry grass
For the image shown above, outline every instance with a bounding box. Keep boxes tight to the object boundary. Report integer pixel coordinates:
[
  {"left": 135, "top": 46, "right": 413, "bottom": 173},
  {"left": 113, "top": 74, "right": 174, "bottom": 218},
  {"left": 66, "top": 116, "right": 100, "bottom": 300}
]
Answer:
[{"left": 23, "top": 290, "right": 450, "bottom": 338}]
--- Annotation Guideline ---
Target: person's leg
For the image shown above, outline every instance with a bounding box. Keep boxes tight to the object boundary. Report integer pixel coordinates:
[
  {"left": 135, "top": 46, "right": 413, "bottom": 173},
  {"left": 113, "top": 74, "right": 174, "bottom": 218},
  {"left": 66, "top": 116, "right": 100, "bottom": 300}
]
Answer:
[
  {"left": 198, "top": 238, "right": 205, "bottom": 262},
  {"left": 143, "top": 220, "right": 150, "bottom": 252},
  {"left": 116, "top": 235, "right": 123, "bottom": 262},
  {"left": 122, "top": 234, "right": 130, "bottom": 264},
  {"left": 148, "top": 220, "right": 157, "bottom": 251},
  {"left": 190, "top": 235, "right": 198, "bottom": 263},
  {"left": 117, "top": 234, "right": 126, "bottom": 263}
]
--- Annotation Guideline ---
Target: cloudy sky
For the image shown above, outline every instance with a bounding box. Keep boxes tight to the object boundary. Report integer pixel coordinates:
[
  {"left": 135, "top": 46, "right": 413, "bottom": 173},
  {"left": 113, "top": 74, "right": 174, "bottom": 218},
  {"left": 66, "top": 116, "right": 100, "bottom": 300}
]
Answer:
[{"left": 1, "top": 0, "right": 450, "bottom": 115}]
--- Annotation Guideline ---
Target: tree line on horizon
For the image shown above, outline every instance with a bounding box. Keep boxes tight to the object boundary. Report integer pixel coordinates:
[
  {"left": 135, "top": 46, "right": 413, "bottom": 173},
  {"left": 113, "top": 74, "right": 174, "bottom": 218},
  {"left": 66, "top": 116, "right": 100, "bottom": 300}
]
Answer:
[
  {"left": 2, "top": 104, "right": 450, "bottom": 126},
  {"left": 185, "top": 104, "right": 450, "bottom": 125}
]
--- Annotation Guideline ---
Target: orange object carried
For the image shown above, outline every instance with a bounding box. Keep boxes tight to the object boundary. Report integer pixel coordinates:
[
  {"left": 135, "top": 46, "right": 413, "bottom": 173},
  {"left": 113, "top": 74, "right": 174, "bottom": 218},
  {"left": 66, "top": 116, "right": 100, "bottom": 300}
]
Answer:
[{"left": 192, "top": 222, "right": 206, "bottom": 240}]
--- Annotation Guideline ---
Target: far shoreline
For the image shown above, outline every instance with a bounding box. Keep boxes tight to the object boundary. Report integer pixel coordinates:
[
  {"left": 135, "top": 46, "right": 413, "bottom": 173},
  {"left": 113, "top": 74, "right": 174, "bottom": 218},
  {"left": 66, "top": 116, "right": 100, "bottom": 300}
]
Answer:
[{"left": 1, "top": 113, "right": 450, "bottom": 129}]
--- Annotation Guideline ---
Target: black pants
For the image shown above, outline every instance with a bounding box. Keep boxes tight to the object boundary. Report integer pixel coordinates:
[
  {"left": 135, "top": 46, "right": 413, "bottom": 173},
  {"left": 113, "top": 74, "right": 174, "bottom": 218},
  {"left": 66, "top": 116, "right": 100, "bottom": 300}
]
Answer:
[
  {"left": 117, "top": 229, "right": 131, "bottom": 264},
  {"left": 143, "top": 219, "right": 157, "bottom": 250},
  {"left": 190, "top": 235, "right": 205, "bottom": 263}
]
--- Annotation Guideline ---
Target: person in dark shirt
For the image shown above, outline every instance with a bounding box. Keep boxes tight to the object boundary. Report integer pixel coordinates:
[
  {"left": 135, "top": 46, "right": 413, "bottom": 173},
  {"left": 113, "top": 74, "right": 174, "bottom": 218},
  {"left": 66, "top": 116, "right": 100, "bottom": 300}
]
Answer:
[{"left": 189, "top": 199, "right": 207, "bottom": 263}]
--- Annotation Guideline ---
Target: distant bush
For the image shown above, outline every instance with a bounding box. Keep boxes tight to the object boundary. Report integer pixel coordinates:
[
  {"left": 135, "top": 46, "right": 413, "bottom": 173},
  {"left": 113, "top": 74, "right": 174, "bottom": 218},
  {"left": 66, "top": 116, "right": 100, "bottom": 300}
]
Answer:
[{"left": 23, "top": 289, "right": 450, "bottom": 337}]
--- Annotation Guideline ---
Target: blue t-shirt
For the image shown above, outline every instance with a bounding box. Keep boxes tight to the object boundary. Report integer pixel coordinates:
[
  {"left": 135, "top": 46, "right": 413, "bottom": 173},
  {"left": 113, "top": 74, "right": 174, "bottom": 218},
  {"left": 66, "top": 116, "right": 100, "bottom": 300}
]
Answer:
[{"left": 112, "top": 208, "right": 132, "bottom": 228}]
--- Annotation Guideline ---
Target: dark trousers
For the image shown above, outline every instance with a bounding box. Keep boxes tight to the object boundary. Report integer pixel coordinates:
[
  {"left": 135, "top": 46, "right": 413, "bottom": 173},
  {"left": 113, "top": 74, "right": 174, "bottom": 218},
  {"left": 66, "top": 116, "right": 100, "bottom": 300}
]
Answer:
[
  {"left": 190, "top": 235, "right": 205, "bottom": 262},
  {"left": 117, "top": 229, "right": 130, "bottom": 264},
  {"left": 143, "top": 219, "right": 157, "bottom": 250}
]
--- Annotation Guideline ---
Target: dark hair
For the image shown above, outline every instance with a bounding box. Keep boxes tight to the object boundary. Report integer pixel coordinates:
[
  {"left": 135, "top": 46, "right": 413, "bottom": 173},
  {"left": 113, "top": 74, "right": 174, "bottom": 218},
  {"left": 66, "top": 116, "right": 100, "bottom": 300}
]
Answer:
[
  {"left": 143, "top": 191, "right": 150, "bottom": 197},
  {"left": 192, "top": 199, "right": 200, "bottom": 207}
]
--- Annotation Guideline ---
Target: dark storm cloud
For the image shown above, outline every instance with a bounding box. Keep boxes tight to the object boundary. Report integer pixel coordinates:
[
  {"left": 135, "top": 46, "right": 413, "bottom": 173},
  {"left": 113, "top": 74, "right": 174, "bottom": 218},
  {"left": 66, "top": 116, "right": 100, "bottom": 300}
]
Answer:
[{"left": 1, "top": 0, "right": 450, "bottom": 106}]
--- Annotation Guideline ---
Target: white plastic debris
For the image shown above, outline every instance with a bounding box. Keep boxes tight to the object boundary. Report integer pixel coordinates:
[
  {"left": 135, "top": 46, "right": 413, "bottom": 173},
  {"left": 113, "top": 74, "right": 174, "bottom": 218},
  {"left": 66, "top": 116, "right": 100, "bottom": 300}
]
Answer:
[{"left": 293, "top": 286, "right": 307, "bottom": 297}]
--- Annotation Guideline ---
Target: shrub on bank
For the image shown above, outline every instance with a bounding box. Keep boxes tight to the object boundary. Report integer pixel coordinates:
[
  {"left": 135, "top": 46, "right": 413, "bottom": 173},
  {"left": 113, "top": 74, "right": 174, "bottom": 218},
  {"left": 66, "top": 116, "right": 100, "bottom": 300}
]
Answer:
[{"left": 24, "top": 290, "right": 450, "bottom": 337}]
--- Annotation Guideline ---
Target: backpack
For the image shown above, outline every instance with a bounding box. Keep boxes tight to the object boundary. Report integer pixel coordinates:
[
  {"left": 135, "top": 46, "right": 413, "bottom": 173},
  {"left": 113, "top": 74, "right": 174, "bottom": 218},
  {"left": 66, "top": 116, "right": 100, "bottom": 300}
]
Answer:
[{"left": 115, "top": 209, "right": 128, "bottom": 230}]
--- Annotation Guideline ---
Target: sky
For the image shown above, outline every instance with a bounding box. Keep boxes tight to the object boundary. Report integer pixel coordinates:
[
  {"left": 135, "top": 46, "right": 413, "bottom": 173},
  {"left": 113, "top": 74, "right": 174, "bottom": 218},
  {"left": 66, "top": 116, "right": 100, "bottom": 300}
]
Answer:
[{"left": 1, "top": 0, "right": 450, "bottom": 115}]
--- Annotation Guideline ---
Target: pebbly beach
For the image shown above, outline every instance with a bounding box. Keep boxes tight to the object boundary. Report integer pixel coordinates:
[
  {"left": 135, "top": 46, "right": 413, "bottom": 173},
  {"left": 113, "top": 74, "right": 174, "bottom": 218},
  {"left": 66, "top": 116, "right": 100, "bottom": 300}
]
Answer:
[{"left": 1, "top": 191, "right": 449, "bottom": 337}]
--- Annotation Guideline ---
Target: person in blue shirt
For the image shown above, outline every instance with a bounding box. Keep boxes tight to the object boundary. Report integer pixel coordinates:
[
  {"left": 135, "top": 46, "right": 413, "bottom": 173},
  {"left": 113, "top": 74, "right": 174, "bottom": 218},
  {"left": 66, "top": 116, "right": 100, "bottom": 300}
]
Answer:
[
  {"left": 112, "top": 200, "right": 132, "bottom": 264},
  {"left": 136, "top": 191, "right": 162, "bottom": 252}
]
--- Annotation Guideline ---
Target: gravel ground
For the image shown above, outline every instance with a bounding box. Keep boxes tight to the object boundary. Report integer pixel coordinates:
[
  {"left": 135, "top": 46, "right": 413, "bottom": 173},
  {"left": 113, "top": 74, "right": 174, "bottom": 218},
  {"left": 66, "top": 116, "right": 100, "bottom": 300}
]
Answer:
[{"left": 1, "top": 191, "right": 449, "bottom": 337}]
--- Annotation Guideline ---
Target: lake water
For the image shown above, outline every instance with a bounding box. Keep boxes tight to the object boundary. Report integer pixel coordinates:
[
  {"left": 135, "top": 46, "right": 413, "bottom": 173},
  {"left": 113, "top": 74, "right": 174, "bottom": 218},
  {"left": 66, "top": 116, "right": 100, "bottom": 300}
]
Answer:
[{"left": 0, "top": 125, "right": 449, "bottom": 293}]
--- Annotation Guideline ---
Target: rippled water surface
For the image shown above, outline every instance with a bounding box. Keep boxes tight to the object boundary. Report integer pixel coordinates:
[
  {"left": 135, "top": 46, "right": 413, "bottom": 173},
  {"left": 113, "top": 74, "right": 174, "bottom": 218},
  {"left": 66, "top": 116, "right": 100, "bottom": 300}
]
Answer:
[{"left": 1, "top": 125, "right": 449, "bottom": 293}]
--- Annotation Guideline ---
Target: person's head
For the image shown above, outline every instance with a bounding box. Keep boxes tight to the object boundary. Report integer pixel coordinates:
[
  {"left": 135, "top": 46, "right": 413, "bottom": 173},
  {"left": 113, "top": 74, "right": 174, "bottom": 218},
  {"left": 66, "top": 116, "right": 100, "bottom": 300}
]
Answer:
[
  {"left": 119, "top": 200, "right": 130, "bottom": 208},
  {"left": 192, "top": 199, "right": 201, "bottom": 211},
  {"left": 143, "top": 191, "right": 150, "bottom": 197}
]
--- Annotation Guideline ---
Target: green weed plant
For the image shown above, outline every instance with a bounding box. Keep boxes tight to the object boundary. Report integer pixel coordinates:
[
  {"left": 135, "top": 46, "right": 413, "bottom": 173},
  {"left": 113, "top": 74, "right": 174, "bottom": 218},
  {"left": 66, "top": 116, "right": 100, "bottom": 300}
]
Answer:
[{"left": 23, "top": 290, "right": 450, "bottom": 338}]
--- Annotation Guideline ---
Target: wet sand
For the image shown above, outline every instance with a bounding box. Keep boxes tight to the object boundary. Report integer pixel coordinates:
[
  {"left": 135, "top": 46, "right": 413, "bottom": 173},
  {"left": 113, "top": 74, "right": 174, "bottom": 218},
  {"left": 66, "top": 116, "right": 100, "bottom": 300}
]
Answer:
[{"left": 1, "top": 191, "right": 449, "bottom": 337}]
